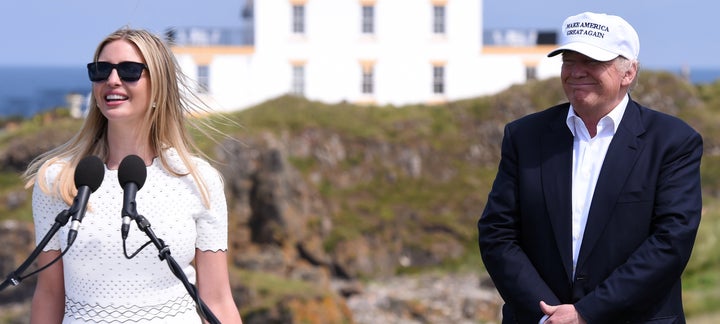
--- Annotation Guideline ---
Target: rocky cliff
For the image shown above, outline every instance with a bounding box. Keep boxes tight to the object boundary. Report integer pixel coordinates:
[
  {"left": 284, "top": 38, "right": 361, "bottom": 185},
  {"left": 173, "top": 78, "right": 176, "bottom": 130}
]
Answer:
[{"left": 0, "top": 71, "right": 713, "bottom": 323}]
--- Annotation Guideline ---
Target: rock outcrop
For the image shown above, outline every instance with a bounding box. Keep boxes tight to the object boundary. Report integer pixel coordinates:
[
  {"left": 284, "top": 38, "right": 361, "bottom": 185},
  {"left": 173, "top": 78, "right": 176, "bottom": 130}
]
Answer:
[{"left": 0, "top": 72, "right": 708, "bottom": 323}]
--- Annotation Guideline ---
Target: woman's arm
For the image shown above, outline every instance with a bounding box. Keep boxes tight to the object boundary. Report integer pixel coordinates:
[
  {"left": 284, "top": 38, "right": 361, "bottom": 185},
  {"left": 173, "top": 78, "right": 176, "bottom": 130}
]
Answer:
[
  {"left": 30, "top": 250, "right": 65, "bottom": 324},
  {"left": 195, "top": 249, "right": 243, "bottom": 324}
]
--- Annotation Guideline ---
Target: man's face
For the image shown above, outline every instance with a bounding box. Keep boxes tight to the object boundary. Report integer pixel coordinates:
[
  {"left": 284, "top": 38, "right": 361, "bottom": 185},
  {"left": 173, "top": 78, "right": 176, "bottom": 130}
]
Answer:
[{"left": 561, "top": 51, "right": 634, "bottom": 116}]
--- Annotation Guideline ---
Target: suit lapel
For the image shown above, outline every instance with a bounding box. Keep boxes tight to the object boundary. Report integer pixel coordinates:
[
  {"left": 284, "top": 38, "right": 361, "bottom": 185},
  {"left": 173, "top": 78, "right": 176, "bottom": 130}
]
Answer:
[
  {"left": 576, "top": 100, "right": 645, "bottom": 271},
  {"left": 541, "top": 106, "right": 575, "bottom": 283}
]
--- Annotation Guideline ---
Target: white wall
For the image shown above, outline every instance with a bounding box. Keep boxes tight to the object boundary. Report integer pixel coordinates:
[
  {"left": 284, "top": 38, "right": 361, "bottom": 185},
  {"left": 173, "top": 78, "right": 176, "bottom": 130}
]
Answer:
[
  {"left": 250, "top": 0, "right": 490, "bottom": 106},
  {"left": 174, "top": 0, "right": 560, "bottom": 112}
]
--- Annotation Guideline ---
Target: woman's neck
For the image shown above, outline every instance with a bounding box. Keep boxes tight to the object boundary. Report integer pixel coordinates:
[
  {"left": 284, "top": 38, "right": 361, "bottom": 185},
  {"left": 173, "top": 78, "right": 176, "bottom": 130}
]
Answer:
[{"left": 105, "top": 125, "right": 155, "bottom": 169}]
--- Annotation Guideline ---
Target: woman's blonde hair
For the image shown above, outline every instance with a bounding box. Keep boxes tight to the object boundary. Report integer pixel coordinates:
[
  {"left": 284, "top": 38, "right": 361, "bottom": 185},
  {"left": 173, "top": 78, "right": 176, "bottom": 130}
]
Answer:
[{"left": 24, "top": 27, "right": 214, "bottom": 208}]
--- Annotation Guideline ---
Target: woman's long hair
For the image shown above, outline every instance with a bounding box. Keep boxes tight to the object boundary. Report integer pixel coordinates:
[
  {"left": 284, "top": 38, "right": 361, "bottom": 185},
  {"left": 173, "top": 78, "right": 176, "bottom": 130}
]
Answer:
[{"left": 23, "top": 28, "right": 215, "bottom": 208}]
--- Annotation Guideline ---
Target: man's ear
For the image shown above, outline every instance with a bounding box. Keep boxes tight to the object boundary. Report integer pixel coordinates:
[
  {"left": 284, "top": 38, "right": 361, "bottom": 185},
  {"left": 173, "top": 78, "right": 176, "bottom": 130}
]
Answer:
[{"left": 622, "top": 61, "right": 639, "bottom": 87}]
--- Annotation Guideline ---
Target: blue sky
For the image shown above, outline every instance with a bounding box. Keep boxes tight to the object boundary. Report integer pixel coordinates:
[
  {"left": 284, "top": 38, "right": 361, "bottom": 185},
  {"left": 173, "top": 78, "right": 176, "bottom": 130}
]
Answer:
[
  {"left": 485, "top": 0, "right": 720, "bottom": 70},
  {"left": 1, "top": 0, "right": 717, "bottom": 70}
]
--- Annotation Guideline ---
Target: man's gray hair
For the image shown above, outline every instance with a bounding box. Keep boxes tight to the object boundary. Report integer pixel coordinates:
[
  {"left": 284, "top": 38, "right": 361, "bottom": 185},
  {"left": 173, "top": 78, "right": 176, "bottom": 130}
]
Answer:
[{"left": 615, "top": 56, "right": 640, "bottom": 92}]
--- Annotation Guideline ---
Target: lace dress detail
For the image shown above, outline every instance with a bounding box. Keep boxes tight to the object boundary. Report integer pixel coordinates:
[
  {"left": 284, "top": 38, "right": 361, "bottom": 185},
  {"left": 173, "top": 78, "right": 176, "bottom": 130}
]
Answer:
[
  {"left": 32, "top": 149, "right": 228, "bottom": 323},
  {"left": 65, "top": 295, "right": 197, "bottom": 323}
]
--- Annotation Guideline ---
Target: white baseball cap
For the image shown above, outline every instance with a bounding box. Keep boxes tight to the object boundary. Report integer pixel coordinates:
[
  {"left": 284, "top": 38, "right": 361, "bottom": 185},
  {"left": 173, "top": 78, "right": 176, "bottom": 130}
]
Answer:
[{"left": 548, "top": 12, "right": 640, "bottom": 61}]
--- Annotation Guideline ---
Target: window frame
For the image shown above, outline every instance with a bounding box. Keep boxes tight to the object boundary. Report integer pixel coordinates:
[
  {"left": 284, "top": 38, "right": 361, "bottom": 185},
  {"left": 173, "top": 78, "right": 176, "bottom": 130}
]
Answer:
[
  {"left": 432, "top": 65, "right": 445, "bottom": 94},
  {"left": 292, "top": 65, "right": 305, "bottom": 96},
  {"left": 197, "top": 65, "right": 210, "bottom": 94},
  {"left": 362, "top": 67, "right": 374, "bottom": 94},
  {"left": 433, "top": 5, "right": 446, "bottom": 35},
  {"left": 362, "top": 5, "right": 375, "bottom": 34},
  {"left": 292, "top": 5, "right": 305, "bottom": 34}
]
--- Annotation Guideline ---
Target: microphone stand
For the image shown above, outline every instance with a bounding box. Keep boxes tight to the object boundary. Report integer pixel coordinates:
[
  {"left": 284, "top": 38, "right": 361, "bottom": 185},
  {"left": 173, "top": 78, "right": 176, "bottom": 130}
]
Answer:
[
  {"left": 0, "top": 209, "right": 71, "bottom": 292},
  {"left": 132, "top": 213, "right": 221, "bottom": 324}
]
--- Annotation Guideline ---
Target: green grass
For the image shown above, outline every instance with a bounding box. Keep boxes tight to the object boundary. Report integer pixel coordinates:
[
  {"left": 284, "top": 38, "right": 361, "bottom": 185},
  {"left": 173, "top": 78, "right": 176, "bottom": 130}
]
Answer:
[
  {"left": 1, "top": 72, "right": 720, "bottom": 320},
  {"left": 683, "top": 197, "right": 720, "bottom": 315},
  {"left": 231, "top": 268, "right": 333, "bottom": 316}
]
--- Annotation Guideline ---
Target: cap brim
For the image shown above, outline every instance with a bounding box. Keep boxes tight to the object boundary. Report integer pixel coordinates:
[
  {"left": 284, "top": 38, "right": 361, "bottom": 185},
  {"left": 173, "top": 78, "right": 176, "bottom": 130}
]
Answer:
[{"left": 547, "top": 42, "right": 619, "bottom": 61}]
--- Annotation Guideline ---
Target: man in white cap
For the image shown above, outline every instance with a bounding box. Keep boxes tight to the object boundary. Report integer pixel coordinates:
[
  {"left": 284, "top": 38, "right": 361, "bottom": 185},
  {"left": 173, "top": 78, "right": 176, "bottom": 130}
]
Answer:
[{"left": 478, "top": 12, "right": 702, "bottom": 323}]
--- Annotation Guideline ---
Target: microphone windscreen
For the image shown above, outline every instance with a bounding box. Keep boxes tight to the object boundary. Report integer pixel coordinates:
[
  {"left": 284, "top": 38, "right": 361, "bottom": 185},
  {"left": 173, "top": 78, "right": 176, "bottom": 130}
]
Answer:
[
  {"left": 74, "top": 156, "right": 105, "bottom": 192},
  {"left": 118, "top": 155, "right": 147, "bottom": 190}
]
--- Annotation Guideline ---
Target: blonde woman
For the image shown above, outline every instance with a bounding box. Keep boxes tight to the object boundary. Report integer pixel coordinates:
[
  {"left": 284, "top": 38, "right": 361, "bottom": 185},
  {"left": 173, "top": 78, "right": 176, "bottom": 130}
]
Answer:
[{"left": 26, "top": 28, "right": 242, "bottom": 323}]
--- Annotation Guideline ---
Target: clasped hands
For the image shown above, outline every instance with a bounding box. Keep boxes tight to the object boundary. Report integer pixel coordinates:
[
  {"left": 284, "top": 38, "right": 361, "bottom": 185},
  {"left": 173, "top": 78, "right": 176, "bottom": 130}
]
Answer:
[{"left": 540, "top": 301, "right": 587, "bottom": 324}]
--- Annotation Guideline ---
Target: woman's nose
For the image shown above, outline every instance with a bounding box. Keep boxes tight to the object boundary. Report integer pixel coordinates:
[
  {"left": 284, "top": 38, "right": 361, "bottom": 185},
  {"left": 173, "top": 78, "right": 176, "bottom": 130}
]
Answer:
[{"left": 106, "top": 68, "right": 122, "bottom": 85}]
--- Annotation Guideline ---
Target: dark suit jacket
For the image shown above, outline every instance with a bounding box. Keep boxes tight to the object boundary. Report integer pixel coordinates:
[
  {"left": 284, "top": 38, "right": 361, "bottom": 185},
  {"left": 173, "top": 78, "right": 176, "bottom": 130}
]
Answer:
[{"left": 478, "top": 99, "right": 702, "bottom": 323}]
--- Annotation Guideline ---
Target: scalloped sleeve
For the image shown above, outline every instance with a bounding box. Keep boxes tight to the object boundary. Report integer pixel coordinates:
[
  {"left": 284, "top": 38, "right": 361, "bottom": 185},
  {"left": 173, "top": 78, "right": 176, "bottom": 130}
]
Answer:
[
  {"left": 194, "top": 161, "right": 229, "bottom": 252},
  {"left": 31, "top": 163, "right": 69, "bottom": 251}
]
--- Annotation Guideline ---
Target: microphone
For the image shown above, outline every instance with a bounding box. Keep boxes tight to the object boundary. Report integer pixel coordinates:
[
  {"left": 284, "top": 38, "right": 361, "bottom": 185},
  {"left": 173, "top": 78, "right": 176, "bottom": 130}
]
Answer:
[
  {"left": 118, "top": 155, "right": 147, "bottom": 240},
  {"left": 67, "top": 156, "right": 105, "bottom": 245}
]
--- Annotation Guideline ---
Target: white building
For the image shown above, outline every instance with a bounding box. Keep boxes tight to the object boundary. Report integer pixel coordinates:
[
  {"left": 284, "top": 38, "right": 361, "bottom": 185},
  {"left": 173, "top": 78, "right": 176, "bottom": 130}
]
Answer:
[{"left": 171, "top": 0, "right": 562, "bottom": 112}]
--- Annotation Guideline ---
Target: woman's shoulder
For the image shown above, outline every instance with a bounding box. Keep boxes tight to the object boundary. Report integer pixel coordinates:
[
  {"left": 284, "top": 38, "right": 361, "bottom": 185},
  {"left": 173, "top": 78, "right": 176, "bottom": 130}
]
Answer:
[{"left": 38, "top": 157, "right": 71, "bottom": 184}]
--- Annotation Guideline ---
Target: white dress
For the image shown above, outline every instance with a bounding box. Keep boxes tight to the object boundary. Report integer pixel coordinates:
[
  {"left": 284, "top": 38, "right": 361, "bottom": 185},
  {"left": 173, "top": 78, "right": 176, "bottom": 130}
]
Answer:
[{"left": 32, "top": 149, "right": 228, "bottom": 323}]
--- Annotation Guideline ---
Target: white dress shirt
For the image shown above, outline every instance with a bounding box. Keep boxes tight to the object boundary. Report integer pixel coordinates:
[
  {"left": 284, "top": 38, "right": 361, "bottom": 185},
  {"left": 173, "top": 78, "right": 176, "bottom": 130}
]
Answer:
[
  {"left": 539, "top": 95, "right": 628, "bottom": 324},
  {"left": 565, "top": 94, "right": 628, "bottom": 278}
]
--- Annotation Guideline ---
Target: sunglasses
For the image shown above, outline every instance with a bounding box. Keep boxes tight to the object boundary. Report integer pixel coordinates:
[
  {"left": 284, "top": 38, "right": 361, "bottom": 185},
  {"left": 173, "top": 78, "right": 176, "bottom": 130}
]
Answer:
[{"left": 87, "top": 61, "right": 147, "bottom": 82}]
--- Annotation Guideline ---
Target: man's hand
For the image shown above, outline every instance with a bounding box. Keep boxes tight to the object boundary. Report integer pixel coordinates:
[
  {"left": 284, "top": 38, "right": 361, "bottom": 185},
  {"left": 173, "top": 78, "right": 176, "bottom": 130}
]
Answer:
[{"left": 539, "top": 301, "right": 587, "bottom": 324}]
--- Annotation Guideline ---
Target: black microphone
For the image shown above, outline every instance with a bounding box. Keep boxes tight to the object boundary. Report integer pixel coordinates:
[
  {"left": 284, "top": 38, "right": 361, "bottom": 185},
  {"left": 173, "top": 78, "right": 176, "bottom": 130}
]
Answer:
[
  {"left": 118, "top": 155, "right": 147, "bottom": 240},
  {"left": 67, "top": 156, "right": 105, "bottom": 245}
]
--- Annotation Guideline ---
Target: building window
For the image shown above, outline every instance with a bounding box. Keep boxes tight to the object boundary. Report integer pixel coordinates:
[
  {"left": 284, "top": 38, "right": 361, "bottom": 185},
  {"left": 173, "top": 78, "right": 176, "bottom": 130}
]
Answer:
[
  {"left": 433, "top": 66, "right": 444, "bottom": 94},
  {"left": 526, "top": 66, "right": 537, "bottom": 81},
  {"left": 433, "top": 5, "right": 446, "bottom": 34},
  {"left": 197, "top": 65, "right": 210, "bottom": 93},
  {"left": 292, "top": 5, "right": 305, "bottom": 34},
  {"left": 292, "top": 65, "right": 305, "bottom": 96},
  {"left": 362, "top": 67, "right": 374, "bottom": 94},
  {"left": 362, "top": 5, "right": 374, "bottom": 34}
]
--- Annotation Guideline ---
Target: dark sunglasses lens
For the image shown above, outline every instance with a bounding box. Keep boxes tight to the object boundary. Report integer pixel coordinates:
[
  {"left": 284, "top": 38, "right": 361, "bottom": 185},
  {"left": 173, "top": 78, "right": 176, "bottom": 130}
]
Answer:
[
  {"left": 117, "top": 62, "right": 145, "bottom": 82},
  {"left": 86, "top": 62, "right": 145, "bottom": 82},
  {"left": 87, "top": 62, "right": 113, "bottom": 82}
]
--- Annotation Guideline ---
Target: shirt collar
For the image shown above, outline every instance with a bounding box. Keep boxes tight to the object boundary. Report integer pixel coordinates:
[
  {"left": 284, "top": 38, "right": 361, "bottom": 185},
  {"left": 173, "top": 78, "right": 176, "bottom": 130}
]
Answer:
[{"left": 565, "top": 94, "right": 629, "bottom": 137}]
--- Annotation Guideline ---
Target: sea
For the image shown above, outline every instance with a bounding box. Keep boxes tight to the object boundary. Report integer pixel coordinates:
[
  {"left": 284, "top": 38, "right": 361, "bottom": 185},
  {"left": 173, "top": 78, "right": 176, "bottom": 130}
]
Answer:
[
  {"left": 0, "top": 65, "right": 719, "bottom": 118},
  {"left": 0, "top": 66, "right": 90, "bottom": 118}
]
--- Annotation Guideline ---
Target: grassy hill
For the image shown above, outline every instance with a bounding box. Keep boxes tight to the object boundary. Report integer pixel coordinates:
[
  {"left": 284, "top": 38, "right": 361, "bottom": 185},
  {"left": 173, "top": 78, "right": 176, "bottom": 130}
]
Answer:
[
  {"left": 221, "top": 72, "right": 720, "bottom": 316},
  {"left": 0, "top": 70, "right": 719, "bottom": 319}
]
